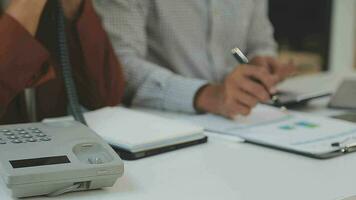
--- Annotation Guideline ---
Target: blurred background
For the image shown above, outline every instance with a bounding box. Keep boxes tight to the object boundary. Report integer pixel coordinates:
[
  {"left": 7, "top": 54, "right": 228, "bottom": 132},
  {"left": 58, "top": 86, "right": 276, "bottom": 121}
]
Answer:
[{"left": 269, "top": 0, "right": 356, "bottom": 74}]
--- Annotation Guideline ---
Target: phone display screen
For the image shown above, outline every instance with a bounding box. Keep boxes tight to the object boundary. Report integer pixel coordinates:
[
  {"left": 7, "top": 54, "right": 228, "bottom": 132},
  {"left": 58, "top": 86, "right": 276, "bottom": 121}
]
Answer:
[{"left": 10, "top": 156, "right": 70, "bottom": 168}]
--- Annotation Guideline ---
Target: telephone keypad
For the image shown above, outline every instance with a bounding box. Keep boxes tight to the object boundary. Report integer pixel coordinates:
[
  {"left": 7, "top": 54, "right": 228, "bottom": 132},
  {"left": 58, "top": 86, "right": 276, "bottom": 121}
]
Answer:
[{"left": 1, "top": 127, "right": 51, "bottom": 144}]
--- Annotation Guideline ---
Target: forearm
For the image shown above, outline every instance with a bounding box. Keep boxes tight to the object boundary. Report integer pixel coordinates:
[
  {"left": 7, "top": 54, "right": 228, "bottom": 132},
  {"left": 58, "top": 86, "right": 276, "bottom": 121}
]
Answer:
[
  {"left": 122, "top": 56, "right": 207, "bottom": 113},
  {"left": 5, "top": 0, "right": 47, "bottom": 36}
]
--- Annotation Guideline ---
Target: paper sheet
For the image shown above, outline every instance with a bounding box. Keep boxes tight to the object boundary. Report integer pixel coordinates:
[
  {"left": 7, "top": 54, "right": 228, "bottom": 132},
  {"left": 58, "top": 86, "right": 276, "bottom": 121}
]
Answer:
[
  {"left": 182, "top": 105, "right": 290, "bottom": 132},
  {"left": 181, "top": 105, "right": 356, "bottom": 154}
]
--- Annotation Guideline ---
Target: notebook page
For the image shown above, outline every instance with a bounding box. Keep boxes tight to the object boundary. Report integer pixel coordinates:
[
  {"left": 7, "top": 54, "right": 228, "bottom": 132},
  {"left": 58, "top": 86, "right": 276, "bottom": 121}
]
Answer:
[
  {"left": 44, "top": 107, "right": 204, "bottom": 151},
  {"left": 181, "top": 104, "right": 290, "bottom": 133}
]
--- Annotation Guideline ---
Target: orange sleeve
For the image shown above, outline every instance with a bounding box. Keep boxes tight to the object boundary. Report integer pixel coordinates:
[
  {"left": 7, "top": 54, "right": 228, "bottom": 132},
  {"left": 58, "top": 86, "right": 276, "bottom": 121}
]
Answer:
[
  {"left": 0, "top": 13, "right": 53, "bottom": 113},
  {"left": 69, "top": 0, "right": 125, "bottom": 109}
]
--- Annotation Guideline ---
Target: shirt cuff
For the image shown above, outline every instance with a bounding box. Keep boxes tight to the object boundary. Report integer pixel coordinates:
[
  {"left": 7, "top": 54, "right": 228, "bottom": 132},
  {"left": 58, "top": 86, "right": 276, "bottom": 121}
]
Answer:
[
  {"left": 130, "top": 68, "right": 208, "bottom": 114},
  {"left": 163, "top": 75, "right": 208, "bottom": 113}
]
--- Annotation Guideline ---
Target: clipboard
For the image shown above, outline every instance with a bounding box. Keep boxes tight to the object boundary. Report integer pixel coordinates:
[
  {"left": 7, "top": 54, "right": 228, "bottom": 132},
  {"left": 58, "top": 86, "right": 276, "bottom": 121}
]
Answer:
[
  {"left": 236, "top": 114, "right": 356, "bottom": 159},
  {"left": 244, "top": 137, "right": 356, "bottom": 159},
  {"left": 181, "top": 105, "right": 356, "bottom": 159}
]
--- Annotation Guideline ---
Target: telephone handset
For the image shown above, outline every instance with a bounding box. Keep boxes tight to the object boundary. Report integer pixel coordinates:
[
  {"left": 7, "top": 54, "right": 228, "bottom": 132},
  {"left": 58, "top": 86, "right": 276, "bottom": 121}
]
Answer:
[{"left": 0, "top": 1, "right": 124, "bottom": 198}]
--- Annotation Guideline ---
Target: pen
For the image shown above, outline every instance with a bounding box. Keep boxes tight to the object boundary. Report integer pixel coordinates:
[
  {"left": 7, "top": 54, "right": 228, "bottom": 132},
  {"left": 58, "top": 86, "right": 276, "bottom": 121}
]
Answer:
[{"left": 231, "top": 47, "right": 287, "bottom": 111}]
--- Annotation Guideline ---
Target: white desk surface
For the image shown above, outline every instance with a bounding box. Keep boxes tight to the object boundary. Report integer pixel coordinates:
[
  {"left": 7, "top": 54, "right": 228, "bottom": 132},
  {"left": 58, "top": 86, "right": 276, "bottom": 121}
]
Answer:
[{"left": 2, "top": 74, "right": 356, "bottom": 200}]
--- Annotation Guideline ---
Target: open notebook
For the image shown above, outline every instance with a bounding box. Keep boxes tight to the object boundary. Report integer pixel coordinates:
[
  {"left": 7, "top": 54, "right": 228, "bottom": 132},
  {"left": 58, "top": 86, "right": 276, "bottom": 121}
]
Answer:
[{"left": 44, "top": 107, "right": 206, "bottom": 160}]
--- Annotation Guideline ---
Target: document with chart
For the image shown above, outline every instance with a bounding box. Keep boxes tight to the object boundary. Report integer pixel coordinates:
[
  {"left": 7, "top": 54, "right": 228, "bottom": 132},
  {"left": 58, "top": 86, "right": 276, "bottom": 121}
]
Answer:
[{"left": 185, "top": 105, "right": 356, "bottom": 158}]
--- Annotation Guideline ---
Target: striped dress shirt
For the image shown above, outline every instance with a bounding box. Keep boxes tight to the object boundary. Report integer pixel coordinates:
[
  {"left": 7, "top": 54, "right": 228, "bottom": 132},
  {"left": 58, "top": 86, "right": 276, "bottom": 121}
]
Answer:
[{"left": 94, "top": 0, "right": 277, "bottom": 113}]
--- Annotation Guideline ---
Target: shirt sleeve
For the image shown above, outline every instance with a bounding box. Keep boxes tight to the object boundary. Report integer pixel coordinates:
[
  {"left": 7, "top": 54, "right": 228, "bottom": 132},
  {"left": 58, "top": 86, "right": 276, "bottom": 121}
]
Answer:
[
  {"left": 71, "top": 0, "right": 125, "bottom": 109},
  {"left": 0, "top": 13, "right": 50, "bottom": 115},
  {"left": 93, "top": 0, "right": 207, "bottom": 113},
  {"left": 245, "top": 0, "right": 278, "bottom": 59}
]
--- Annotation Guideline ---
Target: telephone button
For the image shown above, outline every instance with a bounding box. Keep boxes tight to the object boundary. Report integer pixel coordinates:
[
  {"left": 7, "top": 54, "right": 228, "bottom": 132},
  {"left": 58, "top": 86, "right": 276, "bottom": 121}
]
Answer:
[
  {"left": 36, "top": 133, "right": 46, "bottom": 137},
  {"left": 40, "top": 138, "right": 51, "bottom": 142},
  {"left": 33, "top": 130, "right": 42, "bottom": 134},
  {"left": 8, "top": 136, "right": 18, "bottom": 140},
  {"left": 22, "top": 135, "right": 33, "bottom": 138},
  {"left": 26, "top": 138, "right": 37, "bottom": 142}
]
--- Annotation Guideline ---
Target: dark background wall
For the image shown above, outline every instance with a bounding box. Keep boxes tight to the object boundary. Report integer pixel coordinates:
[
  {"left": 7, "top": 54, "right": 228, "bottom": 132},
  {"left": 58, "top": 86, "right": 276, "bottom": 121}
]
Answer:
[{"left": 269, "top": 0, "right": 333, "bottom": 71}]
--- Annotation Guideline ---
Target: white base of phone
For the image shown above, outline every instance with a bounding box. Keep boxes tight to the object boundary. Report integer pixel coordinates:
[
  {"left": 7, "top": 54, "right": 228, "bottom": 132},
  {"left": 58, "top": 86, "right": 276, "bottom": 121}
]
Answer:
[{"left": 0, "top": 121, "right": 124, "bottom": 198}]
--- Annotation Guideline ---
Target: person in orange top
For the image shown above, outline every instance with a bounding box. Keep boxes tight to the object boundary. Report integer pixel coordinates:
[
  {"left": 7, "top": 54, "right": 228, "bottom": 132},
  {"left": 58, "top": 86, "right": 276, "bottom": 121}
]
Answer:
[{"left": 0, "top": 0, "right": 125, "bottom": 124}]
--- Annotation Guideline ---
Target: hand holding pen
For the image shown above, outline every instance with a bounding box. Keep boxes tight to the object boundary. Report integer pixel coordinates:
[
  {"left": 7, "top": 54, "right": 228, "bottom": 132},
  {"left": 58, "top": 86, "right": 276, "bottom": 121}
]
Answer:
[
  {"left": 231, "top": 48, "right": 287, "bottom": 111},
  {"left": 194, "top": 50, "right": 280, "bottom": 119}
]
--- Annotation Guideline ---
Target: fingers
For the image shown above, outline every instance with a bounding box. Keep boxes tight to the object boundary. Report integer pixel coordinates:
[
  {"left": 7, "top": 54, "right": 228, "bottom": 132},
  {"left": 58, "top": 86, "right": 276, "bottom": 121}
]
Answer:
[
  {"left": 280, "top": 61, "right": 297, "bottom": 79},
  {"left": 267, "top": 57, "right": 298, "bottom": 81},
  {"left": 266, "top": 57, "right": 283, "bottom": 74},
  {"left": 224, "top": 102, "right": 251, "bottom": 118},
  {"left": 194, "top": 63, "right": 283, "bottom": 119},
  {"left": 236, "top": 77, "right": 270, "bottom": 102},
  {"left": 221, "top": 82, "right": 261, "bottom": 118},
  {"left": 193, "top": 84, "right": 254, "bottom": 119},
  {"left": 5, "top": 0, "right": 47, "bottom": 36},
  {"left": 240, "top": 66, "right": 279, "bottom": 92},
  {"left": 234, "top": 89, "right": 258, "bottom": 108},
  {"left": 251, "top": 56, "right": 298, "bottom": 81}
]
